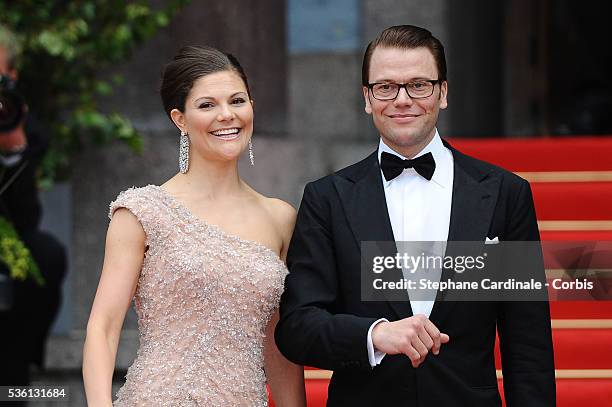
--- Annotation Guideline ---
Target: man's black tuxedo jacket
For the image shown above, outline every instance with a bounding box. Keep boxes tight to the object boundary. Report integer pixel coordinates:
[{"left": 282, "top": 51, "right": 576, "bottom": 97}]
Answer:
[{"left": 275, "top": 142, "right": 556, "bottom": 406}]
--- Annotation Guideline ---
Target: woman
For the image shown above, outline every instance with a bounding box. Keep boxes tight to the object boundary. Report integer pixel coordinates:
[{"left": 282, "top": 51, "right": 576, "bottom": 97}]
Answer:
[{"left": 83, "top": 46, "right": 306, "bottom": 406}]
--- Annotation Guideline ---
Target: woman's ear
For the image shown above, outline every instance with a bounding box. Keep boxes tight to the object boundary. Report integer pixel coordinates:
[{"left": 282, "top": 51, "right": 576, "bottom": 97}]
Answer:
[{"left": 170, "top": 108, "right": 186, "bottom": 133}]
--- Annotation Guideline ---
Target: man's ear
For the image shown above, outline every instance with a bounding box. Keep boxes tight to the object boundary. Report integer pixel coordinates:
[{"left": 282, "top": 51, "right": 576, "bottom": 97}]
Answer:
[
  {"left": 8, "top": 68, "right": 17, "bottom": 81},
  {"left": 170, "top": 108, "right": 186, "bottom": 133},
  {"left": 439, "top": 81, "right": 448, "bottom": 110},
  {"left": 363, "top": 87, "right": 372, "bottom": 114}
]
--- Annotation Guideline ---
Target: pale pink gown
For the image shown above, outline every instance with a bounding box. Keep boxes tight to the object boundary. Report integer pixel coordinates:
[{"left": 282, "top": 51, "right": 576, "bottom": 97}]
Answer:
[{"left": 109, "top": 185, "right": 288, "bottom": 406}]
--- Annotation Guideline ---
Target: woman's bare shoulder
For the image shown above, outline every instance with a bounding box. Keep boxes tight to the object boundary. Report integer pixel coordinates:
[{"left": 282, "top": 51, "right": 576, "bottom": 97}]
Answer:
[
  {"left": 246, "top": 188, "right": 296, "bottom": 233},
  {"left": 263, "top": 196, "right": 296, "bottom": 226}
]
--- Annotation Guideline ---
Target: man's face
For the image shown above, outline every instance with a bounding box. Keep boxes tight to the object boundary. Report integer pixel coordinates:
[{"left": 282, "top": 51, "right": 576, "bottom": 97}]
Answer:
[
  {"left": 363, "top": 46, "right": 447, "bottom": 157},
  {"left": 0, "top": 46, "right": 9, "bottom": 76},
  {"left": 0, "top": 46, "right": 16, "bottom": 79},
  {"left": 0, "top": 45, "right": 25, "bottom": 151}
]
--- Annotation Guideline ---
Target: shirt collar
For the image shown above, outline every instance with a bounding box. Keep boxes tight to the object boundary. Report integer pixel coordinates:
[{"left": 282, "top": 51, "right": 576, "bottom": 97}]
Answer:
[{"left": 377, "top": 129, "right": 450, "bottom": 188}]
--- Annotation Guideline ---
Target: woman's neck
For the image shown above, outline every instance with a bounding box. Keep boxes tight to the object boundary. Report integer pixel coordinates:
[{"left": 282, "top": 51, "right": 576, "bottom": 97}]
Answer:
[{"left": 169, "top": 156, "right": 245, "bottom": 200}]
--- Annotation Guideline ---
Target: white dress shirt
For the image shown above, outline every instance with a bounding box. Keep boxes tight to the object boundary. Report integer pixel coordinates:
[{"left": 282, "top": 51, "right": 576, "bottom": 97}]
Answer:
[{"left": 366, "top": 130, "right": 454, "bottom": 366}]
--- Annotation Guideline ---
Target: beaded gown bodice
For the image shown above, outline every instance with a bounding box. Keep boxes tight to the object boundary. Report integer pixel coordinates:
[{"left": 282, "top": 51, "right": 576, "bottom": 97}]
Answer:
[{"left": 109, "top": 185, "right": 288, "bottom": 406}]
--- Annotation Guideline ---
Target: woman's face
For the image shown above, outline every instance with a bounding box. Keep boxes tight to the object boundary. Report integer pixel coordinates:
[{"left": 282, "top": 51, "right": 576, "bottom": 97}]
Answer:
[{"left": 171, "top": 70, "right": 253, "bottom": 164}]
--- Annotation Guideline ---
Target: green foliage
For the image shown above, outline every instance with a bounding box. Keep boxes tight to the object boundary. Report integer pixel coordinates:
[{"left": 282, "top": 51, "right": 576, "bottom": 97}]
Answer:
[
  {"left": 0, "top": 0, "right": 190, "bottom": 185},
  {"left": 0, "top": 217, "right": 43, "bottom": 285}
]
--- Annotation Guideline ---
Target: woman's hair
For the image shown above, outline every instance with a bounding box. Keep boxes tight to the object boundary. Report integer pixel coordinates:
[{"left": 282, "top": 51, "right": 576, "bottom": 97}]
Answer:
[{"left": 160, "top": 45, "right": 251, "bottom": 118}]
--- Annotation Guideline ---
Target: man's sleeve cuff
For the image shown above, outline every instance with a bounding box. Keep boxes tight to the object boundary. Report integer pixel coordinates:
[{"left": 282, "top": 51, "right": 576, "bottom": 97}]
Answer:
[{"left": 367, "top": 318, "right": 389, "bottom": 367}]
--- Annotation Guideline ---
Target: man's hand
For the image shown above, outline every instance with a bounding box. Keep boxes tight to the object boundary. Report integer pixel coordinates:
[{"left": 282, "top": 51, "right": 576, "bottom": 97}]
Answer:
[
  {"left": 371, "top": 314, "right": 450, "bottom": 368},
  {"left": 0, "top": 104, "right": 28, "bottom": 154},
  {"left": 0, "top": 124, "right": 27, "bottom": 153}
]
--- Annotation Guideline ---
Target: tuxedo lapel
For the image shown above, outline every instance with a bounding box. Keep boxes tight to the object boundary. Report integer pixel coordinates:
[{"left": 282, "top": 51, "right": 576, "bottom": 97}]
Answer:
[
  {"left": 429, "top": 144, "right": 501, "bottom": 326},
  {"left": 447, "top": 157, "right": 498, "bottom": 242},
  {"left": 335, "top": 153, "right": 395, "bottom": 245},
  {"left": 335, "top": 152, "right": 413, "bottom": 319}
]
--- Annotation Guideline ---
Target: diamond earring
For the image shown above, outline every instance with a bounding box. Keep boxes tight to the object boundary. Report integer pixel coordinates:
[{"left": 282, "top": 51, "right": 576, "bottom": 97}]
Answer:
[
  {"left": 248, "top": 138, "right": 254, "bottom": 166},
  {"left": 179, "top": 131, "right": 190, "bottom": 173}
]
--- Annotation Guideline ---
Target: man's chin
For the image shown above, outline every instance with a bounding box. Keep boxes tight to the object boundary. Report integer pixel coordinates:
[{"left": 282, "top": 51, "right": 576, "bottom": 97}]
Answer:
[
  {"left": 383, "top": 132, "right": 424, "bottom": 148},
  {"left": 381, "top": 130, "right": 435, "bottom": 155}
]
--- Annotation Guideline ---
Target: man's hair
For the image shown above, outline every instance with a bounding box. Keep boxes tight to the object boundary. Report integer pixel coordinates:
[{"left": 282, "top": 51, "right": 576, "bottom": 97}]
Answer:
[
  {"left": 362, "top": 25, "right": 447, "bottom": 85},
  {"left": 0, "top": 24, "right": 21, "bottom": 70}
]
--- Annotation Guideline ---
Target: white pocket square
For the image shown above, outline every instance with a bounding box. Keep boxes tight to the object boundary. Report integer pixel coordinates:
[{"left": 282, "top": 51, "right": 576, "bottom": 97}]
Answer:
[{"left": 485, "top": 236, "right": 499, "bottom": 244}]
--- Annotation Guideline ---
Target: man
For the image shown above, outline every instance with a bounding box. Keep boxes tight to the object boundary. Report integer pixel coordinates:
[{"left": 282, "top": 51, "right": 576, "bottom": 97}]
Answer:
[
  {"left": 275, "top": 25, "right": 555, "bottom": 406},
  {"left": 0, "top": 24, "right": 66, "bottom": 389}
]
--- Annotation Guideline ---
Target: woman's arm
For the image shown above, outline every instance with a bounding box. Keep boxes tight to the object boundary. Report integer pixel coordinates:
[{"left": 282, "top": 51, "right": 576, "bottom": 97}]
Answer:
[
  {"left": 264, "top": 311, "right": 306, "bottom": 407},
  {"left": 82, "top": 209, "right": 145, "bottom": 406},
  {"left": 264, "top": 199, "right": 306, "bottom": 407}
]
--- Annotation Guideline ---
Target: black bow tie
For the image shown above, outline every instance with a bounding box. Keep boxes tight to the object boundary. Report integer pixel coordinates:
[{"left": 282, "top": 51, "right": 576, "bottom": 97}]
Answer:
[{"left": 380, "top": 151, "right": 436, "bottom": 181}]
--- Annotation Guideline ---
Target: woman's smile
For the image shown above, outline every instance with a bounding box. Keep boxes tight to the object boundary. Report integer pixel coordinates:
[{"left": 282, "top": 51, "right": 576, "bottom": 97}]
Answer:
[{"left": 209, "top": 127, "right": 241, "bottom": 140}]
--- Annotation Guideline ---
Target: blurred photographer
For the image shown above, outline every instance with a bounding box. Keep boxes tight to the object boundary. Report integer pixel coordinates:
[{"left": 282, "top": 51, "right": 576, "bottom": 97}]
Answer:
[{"left": 0, "top": 24, "right": 66, "bottom": 390}]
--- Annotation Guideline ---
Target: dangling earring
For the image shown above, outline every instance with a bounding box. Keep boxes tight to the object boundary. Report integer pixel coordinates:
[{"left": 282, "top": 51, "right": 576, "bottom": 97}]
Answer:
[
  {"left": 179, "top": 131, "right": 190, "bottom": 173},
  {"left": 248, "top": 138, "right": 255, "bottom": 166}
]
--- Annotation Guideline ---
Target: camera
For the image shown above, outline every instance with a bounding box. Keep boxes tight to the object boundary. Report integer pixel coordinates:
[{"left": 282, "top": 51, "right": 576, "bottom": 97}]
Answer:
[{"left": 0, "top": 75, "right": 25, "bottom": 132}]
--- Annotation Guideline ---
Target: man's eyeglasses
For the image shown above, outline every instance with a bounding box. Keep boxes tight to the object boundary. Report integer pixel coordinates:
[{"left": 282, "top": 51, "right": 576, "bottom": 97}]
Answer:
[{"left": 367, "top": 79, "right": 442, "bottom": 101}]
